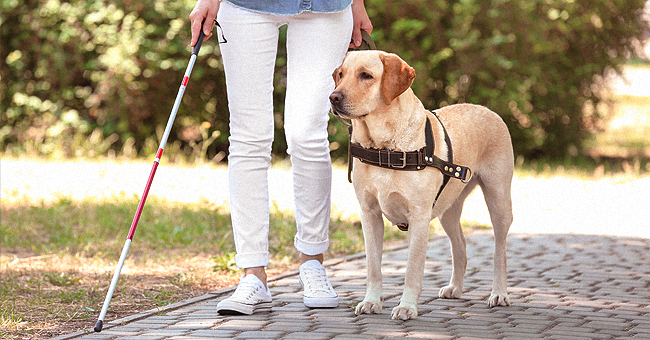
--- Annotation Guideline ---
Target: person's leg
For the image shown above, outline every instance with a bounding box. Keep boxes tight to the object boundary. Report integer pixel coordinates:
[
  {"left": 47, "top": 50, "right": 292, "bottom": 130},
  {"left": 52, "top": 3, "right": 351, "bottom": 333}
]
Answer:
[
  {"left": 215, "top": 2, "right": 281, "bottom": 314},
  {"left": 284, "top": 8, "right": 353, "bottom": 308},
  {"left": 284, "top": 8, "right": 353, "bottom": 261},
  {"left": 218, "top": 2, "right": 280, "bottom": 274}
]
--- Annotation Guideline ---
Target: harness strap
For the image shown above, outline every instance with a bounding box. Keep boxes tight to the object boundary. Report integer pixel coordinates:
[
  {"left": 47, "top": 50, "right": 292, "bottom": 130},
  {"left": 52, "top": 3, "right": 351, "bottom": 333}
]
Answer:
[
  {"left": 347, "top": 113, "right": 471, "bottom": 184},
  {"left": 349, "top": 144, "right": 427, "bottom": 171},
  {"left": 431, "top": 111, "right": 452, "bottom": 204},
  {"left": 427, "top": 112, "right": 472, "bottom": 183}
]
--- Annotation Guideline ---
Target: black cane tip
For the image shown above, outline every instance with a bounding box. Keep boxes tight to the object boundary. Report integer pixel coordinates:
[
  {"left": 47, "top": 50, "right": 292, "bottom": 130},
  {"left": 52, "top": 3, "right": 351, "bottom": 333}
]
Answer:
[{"left": 94, "top": 320, "right": 103, "bottom": 332}]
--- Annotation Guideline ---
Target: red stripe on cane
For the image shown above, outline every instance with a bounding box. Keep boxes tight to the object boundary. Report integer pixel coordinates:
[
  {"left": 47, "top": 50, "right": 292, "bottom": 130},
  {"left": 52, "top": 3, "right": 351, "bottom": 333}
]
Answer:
[
  {"left": 156, "top": 148, "right": 164, "bottom": 161},
  {"left": 181, "top": 76, "right": 189, "bottom": 87},
  {"left": 127, "top": 161, "right": 159, "bottom": 240}
]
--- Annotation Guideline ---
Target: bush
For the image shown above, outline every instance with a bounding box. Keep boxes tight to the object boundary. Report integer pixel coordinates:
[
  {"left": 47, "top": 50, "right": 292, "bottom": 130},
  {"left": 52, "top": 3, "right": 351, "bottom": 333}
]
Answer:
[
  {"left": 1, "top": 0, "right": 647, "bottom": 161},
  {"left": 365, "top": 0, "right": 648, "bottom": 159},
  {"left": 1, "top": 0, "right": 230, "bottom": 160}
]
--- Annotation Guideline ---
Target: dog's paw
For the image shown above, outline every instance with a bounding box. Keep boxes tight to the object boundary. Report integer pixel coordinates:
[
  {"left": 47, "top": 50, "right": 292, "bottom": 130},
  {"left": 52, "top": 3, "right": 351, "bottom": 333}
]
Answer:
[
  {"left": 355, "top": 300, "right": 383, "bottom": 315},
  {"left": 488, "top": 292, "right": 511, "bottom": 307},
  {"left": 439, "top": 284, "right": 463, "bottom": 299},
  {"left": 391, "top": 304, "right": 418, "bottom": 320}
]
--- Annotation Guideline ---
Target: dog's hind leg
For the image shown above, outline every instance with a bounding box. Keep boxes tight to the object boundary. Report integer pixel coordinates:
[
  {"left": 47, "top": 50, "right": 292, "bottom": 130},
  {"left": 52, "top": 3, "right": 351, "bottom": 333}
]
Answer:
[
  {"left": 438, "top": 182, "right": 477, "bottom": 300},
  {"left": 479, "top": 170, "right": 513, "bottom": 307},
  {"left": 355, "top": 209, "right": 385, "bottom": 315}
]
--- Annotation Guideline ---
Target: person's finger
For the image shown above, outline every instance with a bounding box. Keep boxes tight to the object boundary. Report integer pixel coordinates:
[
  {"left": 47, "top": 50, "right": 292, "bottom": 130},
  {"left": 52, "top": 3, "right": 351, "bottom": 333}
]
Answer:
[
  {"left": 204, "top": 4, "right": 219, "bottom": 37},
  {"left": 350, "top": 26, "right": 362, "bottom": 48},
  {"left": 189, "top": 10, "right": 204, "bottom": 47}
]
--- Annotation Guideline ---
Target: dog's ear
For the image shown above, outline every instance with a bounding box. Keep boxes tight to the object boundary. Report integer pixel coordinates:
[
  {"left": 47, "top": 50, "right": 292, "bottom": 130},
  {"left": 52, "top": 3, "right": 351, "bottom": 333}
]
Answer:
[
  {"left": 380, "top": 53, "right": 416, "bottom": 105},
  {"left": 332, "top": 53, "right": 350, "bottom": 86},
  {"left": 332, "top": 66, "right": 342, "bottom": 86}
]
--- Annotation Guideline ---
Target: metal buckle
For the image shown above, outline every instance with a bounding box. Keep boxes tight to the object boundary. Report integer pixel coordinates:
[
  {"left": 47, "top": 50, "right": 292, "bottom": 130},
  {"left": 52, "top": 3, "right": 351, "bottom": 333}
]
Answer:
[
  {"left": 461, "top": 167, "right": 473, "bottom": 183},
  {"left": 388, "top": 150, "right": 407, "bottom": 169}
]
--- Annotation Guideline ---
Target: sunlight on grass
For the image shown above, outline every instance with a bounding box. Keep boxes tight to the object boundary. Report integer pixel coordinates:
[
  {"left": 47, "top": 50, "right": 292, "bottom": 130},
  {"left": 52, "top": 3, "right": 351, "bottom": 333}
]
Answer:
[
  {"left": 1, "top": 195, "right": 376, "bottom": 264},
  {"left": 585, "top": 94, "right": 650, "bottom": 160},
  {"left": 1, "top": 195, "right": 234, "bottom": 258}
]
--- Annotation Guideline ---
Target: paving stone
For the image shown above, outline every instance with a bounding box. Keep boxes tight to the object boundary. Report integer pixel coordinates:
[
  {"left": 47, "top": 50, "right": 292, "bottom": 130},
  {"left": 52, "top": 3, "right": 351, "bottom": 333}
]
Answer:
[
  {"left": 235, "top": 331, "right": 287, "bottom": 339},
  {"left": 329, "top": 334, "right": 379, "bottom": 340},
  {"left": 400, "top": 332, "right": 454, "bottom": 339},
  {"left": 169, "top": 319, "right": 218, "bottom": 329},
  {"left": 186, "top": 329, "right": 239, "bottom": 338},
  {"left": 500, "top": 332, "right": 546, "bottom": 339},
  {"left": 139, "top": 329, "right": 192, "bottom": 337},
  {"left": 264, "top": 321, "right": 313, "bottom": 332},
  {"left": 215, "top": 319, "right": 269, "bottom": 331},
  {"left": 282, "top": 332, "right": 335, "bottom": 340}
]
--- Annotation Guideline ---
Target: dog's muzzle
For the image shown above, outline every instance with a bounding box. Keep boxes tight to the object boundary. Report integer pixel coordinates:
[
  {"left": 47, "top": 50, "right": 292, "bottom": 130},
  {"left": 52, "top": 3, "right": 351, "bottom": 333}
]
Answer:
[
  {"left": 330, "top": 92, "right": 367, "bottom": 119},
  {"left": 330, "top": 91, "right": 344, "bottom": 105},
  {"left": 329, "top": 92, "right": 346, "bottom": 117}
]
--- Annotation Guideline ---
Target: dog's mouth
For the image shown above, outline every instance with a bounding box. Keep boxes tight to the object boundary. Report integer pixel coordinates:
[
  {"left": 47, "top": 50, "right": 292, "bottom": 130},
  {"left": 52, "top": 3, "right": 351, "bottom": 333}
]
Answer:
[
  {"left": 330, "top": 105, "right": 350, "bottom": 118},
  {"left": 331, "top": 108, "right": 367, "bottom": 120},
  {"left": 330, "top": 103, "right": 367, "bottom": 120},
  {"left": 330, "top": 91, "right": 367, "bottom": 120}
]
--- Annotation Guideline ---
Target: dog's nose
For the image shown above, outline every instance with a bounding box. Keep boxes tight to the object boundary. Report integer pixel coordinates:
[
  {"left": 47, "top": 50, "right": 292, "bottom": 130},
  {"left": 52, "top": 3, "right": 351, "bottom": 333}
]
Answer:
[{"left": 329, "top": 91, "right": 344, "bottom": 104}]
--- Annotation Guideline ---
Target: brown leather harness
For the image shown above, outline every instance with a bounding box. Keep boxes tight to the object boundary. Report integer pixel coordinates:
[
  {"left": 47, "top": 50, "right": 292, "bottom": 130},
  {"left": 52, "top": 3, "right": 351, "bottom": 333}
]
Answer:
[{"left": 344, "top": 110, "right": 472, "bottom": 230}]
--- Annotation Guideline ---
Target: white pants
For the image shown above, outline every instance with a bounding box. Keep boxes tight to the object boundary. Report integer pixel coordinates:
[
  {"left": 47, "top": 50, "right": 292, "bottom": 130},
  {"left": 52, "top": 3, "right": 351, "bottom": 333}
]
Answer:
[{"left": 217, "top": 2, "right": 353, "bottom": 269}]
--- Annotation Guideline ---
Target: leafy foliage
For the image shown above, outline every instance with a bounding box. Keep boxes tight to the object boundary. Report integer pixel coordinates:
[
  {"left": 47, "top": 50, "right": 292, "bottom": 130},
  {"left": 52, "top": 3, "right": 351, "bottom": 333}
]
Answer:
[
  {"left": 1, "top": 0, "right": 229, "bottom": 160},
  {"left": 366, "top": 0, "right": 647, "bottom": 159},
  {"left": 1, "top": 0, "right": 647, "bottom": 161}
]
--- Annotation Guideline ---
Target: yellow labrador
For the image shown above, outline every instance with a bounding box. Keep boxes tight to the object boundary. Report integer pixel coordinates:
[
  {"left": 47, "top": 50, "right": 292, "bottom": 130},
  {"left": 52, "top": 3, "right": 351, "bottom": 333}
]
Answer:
[{"left": 330, "top": 50, "right": 514, "bottom": 320}]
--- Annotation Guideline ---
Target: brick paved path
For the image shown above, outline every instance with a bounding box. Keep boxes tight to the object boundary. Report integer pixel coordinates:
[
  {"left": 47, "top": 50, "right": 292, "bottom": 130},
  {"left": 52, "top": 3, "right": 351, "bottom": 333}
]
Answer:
[{"left": 56, "top": 231, "right": 650, "bottom": 340}]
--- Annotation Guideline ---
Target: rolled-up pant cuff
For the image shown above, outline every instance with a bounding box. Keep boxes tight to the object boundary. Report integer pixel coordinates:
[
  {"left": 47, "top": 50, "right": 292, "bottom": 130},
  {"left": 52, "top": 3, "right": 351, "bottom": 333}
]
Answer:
[
  {"left": 294, "top": 236, "right": 329, "bottom": 256},
  {"left": 235, "top": 252, "right": 269, "bottom": 269}
]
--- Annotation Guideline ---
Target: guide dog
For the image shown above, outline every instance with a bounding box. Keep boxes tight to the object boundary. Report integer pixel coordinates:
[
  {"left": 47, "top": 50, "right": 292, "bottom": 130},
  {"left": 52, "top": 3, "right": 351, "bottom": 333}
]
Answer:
[{"left": 329, "top": 50, "right": 514, "bottom": 320}]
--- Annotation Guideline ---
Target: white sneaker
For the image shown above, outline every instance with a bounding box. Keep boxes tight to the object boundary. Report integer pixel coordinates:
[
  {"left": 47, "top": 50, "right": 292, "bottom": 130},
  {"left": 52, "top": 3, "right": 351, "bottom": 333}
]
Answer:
[
  {"left": 216, "top": 274, "right": 272, "bottom": 315},
  {"left": 299, "top": 260, "right": 339, "bottom": 308}
]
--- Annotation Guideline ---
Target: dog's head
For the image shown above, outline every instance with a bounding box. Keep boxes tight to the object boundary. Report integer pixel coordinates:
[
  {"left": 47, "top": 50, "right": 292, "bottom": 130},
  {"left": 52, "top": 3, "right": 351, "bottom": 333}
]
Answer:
[{"left": 330, "top": 51, "right": 416, "bottom": 120}]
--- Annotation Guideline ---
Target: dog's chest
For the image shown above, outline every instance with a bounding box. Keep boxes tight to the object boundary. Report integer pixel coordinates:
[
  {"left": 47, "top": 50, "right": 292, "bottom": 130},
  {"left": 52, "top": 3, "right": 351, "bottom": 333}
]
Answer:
[{"left": 354, "top": 163, "right": 440, "bottom": 224}]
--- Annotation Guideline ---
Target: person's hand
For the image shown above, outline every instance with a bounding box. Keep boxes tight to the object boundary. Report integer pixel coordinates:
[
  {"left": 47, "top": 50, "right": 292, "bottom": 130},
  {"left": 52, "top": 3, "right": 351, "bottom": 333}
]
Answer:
[
  {"left": 189, "top": 0, "right": 220, "bottom": 47},
  {"left": 350, "top": 0, "right": 373, "bottom": 48}
]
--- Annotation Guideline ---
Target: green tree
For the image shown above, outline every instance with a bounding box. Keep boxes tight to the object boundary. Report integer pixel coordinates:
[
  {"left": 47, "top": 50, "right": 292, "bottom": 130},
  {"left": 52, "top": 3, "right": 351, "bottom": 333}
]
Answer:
[
  {"left": 366, "top": 0, "right": 647, "bottom": 159},
  {"left": 1, "top": 0, "right": 229, "bottom": 159},
  {"left": 2, "top": 0, "right": 647, "bottom": 161}
]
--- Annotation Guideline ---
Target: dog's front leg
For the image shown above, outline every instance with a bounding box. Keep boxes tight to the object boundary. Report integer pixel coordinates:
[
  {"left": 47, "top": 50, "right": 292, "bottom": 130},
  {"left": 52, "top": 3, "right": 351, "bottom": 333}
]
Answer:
[
  {"left": 392, "top": 219, "right": 429, "bottom": 320},
  {"left": 355, "top": 209, "right": 385, "bottom": 315}
]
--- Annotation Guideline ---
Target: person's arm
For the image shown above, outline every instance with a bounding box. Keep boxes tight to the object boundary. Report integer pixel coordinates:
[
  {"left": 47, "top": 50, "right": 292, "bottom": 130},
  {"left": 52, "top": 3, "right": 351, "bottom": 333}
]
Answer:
[
  {"left": 350, "top": 0, "right": 373, "bottom": 48},
  {"left": 189, "top": 0, "right": 220, "bottom": 47}
]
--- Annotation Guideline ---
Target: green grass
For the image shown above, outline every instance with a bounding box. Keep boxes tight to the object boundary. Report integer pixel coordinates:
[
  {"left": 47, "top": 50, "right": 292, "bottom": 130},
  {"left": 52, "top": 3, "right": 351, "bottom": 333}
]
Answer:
[
  {"left": 1, "top": 195, "right": 411, "bottom": 263},
  {"left": 1, "top": 196, "right": 233, "bottom": 259},
  {"left": 514, "top": 154, "right": 649, "bottom": 179}
]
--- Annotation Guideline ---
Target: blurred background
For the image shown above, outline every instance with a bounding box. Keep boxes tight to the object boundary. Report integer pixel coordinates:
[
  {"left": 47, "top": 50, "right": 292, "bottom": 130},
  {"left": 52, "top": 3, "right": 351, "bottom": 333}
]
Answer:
[{"left": 1, "top": 0, "right": 649, "bottom": 170}]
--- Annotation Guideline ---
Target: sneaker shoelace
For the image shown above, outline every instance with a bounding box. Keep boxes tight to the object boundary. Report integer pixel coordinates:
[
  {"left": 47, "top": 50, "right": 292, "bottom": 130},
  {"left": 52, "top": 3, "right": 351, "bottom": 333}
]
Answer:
[
  {"left": 232, "top": 277, "right": 262, "bottom": 301},
  {"left": 302, "top": 266, "right": 332, "bottom": 293}
]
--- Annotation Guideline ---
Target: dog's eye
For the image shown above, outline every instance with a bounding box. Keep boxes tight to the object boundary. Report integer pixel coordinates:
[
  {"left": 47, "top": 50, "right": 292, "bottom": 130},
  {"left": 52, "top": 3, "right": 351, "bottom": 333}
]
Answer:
[
  {"left": 359, "top": 72, "right": 373, "bottom": 80},
  {"left": 338, "top": 72, "right": 343, "bottom": 79}
]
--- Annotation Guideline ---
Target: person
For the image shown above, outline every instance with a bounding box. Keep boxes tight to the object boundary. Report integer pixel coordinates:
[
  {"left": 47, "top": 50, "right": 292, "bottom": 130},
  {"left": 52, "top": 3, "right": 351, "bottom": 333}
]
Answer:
[{"left": 189, "top": 0, "right": 373, "bottom": 314}]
